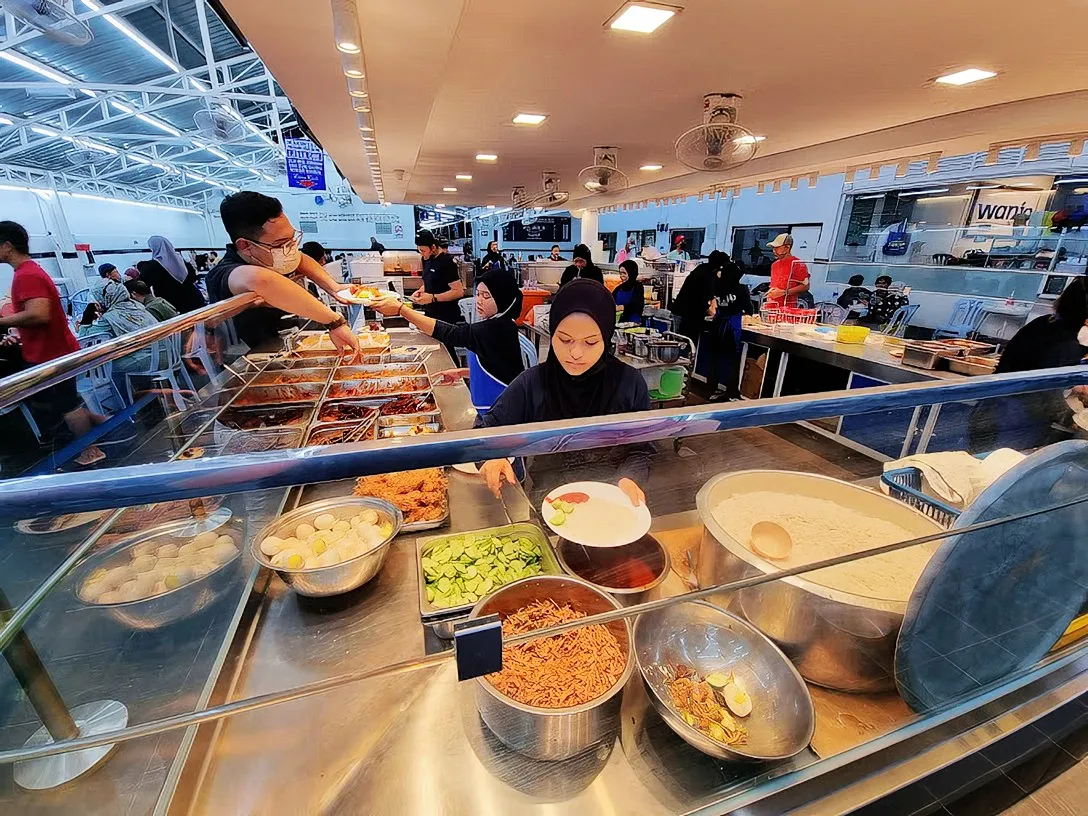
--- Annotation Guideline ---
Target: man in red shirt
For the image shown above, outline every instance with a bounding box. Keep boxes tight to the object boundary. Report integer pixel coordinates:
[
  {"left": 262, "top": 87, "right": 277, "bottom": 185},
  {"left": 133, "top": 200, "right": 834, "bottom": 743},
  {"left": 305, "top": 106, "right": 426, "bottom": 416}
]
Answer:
[
  {"left": 0, "top": 221, "right": 105, "bottom": 465},
  {"left": 765, "top": 233, "right": 810, "bottom": 307}
]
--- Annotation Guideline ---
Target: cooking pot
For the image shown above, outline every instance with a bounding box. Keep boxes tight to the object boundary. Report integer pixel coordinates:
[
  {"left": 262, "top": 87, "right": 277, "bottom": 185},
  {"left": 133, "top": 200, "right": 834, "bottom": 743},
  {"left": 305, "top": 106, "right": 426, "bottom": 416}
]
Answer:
[{"left": 648, "top": 340, "right": 681, "bottom": 364}]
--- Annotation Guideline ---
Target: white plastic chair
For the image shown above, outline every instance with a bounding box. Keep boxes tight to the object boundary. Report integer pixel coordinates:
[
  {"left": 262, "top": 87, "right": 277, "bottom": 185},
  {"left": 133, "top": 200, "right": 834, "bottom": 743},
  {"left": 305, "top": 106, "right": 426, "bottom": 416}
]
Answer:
[
  {"left": 77, "top": 334, "right": 126, "bottom": 414},
  {"left": 0, "top": 402, "right": 42, "bottom": 443},
  {"left": 518, "top": 333, "right": 538, "bottom": 368},
  {"left": 124, "top": 333, "right": 195, "bottom": 411},
  {"left": 459, "top": 297, "right": 477, "bottom": 324}
]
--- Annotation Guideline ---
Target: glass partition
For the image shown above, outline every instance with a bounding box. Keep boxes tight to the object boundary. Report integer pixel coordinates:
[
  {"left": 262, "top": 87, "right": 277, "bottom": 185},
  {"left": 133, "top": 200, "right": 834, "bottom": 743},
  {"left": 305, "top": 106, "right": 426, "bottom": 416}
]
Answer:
[{"left": 0, "top": 318, "right": 1085, "bottom": 815}]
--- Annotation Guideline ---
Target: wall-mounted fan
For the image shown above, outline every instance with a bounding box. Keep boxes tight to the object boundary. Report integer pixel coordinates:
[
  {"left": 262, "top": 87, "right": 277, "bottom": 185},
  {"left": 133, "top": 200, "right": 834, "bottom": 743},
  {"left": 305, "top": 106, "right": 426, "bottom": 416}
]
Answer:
[
  {"left": 193, "top": 104, "right": 247, "bottom": 142},
  {"left": 578, "top": 146, "right": 629, "bottom": 194},
  {"left": 3, "top": 0, "right": 92, "bottom": 46},
  {"left": 674, "top": 93, "right": 759, "bottom": 173},
  {"left": 514, "top": 171, "right": 570, "bottom": 209}
]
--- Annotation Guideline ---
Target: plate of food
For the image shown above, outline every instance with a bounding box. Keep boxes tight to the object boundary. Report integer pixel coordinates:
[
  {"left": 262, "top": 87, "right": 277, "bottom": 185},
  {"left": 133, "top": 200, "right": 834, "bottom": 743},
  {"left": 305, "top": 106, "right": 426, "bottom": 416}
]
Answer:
[
  {"left": 337, "top": 284, "right": 386, "bottom": 305},
  {"left": 541, "top": 481, "right": 651, "bottom": 547},
  {"left": 353, "top": 467, "right": 449, "bottom": 531}
]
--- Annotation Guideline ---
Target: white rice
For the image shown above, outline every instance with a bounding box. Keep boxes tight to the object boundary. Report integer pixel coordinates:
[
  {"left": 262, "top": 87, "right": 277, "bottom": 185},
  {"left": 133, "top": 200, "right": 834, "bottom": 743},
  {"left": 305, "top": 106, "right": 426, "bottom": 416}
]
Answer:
[{"left": 711, "top": 491, "right": 933, "bottom": 602}]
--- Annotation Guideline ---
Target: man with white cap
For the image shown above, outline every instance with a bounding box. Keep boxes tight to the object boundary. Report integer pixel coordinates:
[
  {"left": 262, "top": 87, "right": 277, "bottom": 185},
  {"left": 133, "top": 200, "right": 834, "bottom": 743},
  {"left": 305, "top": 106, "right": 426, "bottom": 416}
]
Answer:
[{"left": 765, "top": 233, "right": 810, "bottom": 307}]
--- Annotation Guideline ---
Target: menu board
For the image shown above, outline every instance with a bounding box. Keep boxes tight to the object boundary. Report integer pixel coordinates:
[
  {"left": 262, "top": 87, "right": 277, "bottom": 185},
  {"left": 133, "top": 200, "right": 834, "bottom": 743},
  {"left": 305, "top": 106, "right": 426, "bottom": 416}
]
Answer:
[
  {"left": 502, "top": 216, "right": 571, "bottom": 243},
  {"left": 285, "top": 138, "right": 326, "bottom": 191}
]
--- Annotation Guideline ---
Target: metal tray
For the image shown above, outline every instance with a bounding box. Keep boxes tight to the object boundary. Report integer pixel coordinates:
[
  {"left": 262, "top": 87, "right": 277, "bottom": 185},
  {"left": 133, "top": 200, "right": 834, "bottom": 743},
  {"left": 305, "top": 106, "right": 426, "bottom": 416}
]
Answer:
[
  {"left": 332, "top": 363, "right": 427, "bottom": 380},
  {"left": 214, "top": 403, "right": 315, "bottom": 432},
  {"left": 378, "top": 409, "right": 441, "bottom": 427},
  {"left": 316, "top": 400, "right": 381, "bottom": 426},
  {"left": 351, "top": 468, "right": 451, "bottom": 533},
  {"left": 378, "top": 423, "right": 441, "bottom": 439},
  {"left": 231, "top": 382, "right": 327, "bottom": 406},
  {"left": 936, "top": 339, "right": 996, "bottom": 356},
  {"left": 901, "top": 343, "right": 959, "bottom": 370},
  {"left": 415, "top": 522, "right": 562, "bottom": 637},
  {"left": 305, "top": 419, "right": 378, "bottom": 445},
  {"left": 947, "top": 355, "right": 1000, "bottom": 376},
  {"left": 248, "top": 368, "right": 331, "bottom": 386},
  {"left": 220, "top": 426, "right": 304, "bottom": 454},
  {"left": 327, "top": 377, "right": 431, "bottom": 399}
]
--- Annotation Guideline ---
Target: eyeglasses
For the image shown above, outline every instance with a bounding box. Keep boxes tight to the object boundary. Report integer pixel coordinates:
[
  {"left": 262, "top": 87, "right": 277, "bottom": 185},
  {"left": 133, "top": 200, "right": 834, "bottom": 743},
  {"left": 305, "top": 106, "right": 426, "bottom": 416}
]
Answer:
[{"left": 245, "top": 230, "right": 303, "bottom": 250}]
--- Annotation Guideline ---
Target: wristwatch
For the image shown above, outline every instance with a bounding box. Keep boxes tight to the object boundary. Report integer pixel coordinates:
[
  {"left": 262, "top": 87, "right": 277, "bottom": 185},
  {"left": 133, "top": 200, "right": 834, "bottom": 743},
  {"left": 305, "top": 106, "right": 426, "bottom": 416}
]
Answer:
[{"left": 322, "top": 315, "right": 347, "bottom": 331}]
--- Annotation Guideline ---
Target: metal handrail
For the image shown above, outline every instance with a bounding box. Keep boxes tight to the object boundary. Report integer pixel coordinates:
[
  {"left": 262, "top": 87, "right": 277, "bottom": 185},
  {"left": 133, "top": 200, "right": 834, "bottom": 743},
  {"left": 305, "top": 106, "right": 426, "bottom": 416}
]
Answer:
[
  {"left": 0, "top": 292, "right": 259, "bottom": 411},
  {"left": 3, "top": 365, "right": 1087, "bottom": 518}
]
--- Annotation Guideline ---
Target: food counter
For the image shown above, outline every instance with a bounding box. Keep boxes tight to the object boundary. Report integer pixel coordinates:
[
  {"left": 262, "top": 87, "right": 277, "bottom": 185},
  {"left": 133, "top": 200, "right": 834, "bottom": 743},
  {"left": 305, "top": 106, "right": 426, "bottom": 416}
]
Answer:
[{"left": 0, "top": 300, "right": 1087, "bottom": 816}]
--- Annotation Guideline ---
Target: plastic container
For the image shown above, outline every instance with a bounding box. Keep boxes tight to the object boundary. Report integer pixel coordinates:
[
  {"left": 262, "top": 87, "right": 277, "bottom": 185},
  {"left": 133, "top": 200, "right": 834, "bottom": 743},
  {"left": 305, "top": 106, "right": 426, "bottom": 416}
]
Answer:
[
  {"left": 519, "top": 289, "right": 550, "bottom": 325},
  {"left": 657, "top": 366, "right": 686, "bottom": 399},
  {"left": 836, "top": 325, "right": 871, "bottom": 344}
]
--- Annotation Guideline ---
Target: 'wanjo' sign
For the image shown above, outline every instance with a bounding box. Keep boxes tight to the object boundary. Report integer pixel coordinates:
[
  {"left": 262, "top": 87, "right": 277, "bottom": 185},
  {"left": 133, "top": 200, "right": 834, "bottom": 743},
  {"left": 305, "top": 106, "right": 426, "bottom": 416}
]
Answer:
[{"left": 285, "top": 138, "right": 326, "bottom": 191}]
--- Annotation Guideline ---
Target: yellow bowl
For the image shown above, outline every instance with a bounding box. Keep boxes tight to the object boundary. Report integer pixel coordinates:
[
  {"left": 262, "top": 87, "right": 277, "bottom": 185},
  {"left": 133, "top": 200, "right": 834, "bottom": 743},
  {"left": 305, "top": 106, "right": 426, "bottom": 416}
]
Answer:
[{"left": 836, "top": 325, "right": 871, "bottom": 345}]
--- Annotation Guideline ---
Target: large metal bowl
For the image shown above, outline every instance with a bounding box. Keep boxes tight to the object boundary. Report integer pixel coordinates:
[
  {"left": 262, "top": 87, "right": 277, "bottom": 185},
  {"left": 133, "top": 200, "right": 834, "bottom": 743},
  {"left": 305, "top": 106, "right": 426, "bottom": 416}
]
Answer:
[
  {"left": 252, "top": 497, "right": 402, "bottom": 597},
  {"left": 70, "top": 519, "right": 244, "bottom": 630},
  {"left": 555, "top": 534, "right": 671, "bottom": 607},
  {"left": 468, "top": 574, "right": 634, "bottom": 761},
  {"left": 634, "top": 601, "right": 814, "bottom": 762},
  {"left": 696, "top": 470, "right": 943, "bottom": 693}
]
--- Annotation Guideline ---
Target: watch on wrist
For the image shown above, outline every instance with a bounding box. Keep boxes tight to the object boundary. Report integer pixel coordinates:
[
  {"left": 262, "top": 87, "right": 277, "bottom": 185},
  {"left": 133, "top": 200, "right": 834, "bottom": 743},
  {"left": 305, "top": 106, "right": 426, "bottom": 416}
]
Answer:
[{"left": 323, "top": 315, "right": 347, "bottom": 331}]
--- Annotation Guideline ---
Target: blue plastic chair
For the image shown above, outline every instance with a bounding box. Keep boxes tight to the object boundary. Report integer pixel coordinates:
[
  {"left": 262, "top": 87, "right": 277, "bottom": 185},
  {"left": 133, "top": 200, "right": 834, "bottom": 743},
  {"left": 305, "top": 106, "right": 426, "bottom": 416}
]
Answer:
[
  {"left": 884, "top": 304, "right": 920, "bottom": 337},
  {"left": 466, "top": 351, "right": 507, "bottom": 411},
  {"left": 933, "top": 299, "right": 985, "bottom": 339},
  {"left": 518, "top": 333, "right": 538, "bottom": 368}
]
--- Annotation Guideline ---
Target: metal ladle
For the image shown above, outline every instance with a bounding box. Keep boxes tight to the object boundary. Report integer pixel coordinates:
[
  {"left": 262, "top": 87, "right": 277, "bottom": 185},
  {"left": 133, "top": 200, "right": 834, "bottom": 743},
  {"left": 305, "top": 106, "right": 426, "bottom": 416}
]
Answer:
[{"left": 750, "top": 521, "right": 793, "bottom": 561}]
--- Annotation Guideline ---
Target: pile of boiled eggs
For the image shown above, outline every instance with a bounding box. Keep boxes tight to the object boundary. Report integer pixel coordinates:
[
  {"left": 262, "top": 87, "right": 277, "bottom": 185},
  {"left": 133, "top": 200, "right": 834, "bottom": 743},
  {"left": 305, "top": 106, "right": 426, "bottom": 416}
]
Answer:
[
  {"left": 81, "top": 530, "right": 239, "bottom": 605},
  {"left": 260, "top": 509, "right": 393, "bottom": 570}
]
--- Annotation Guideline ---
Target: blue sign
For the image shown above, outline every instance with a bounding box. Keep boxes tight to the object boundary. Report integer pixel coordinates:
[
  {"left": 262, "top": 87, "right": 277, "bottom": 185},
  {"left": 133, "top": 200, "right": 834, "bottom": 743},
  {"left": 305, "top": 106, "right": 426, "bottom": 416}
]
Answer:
[{"left": 285, "top": 138, "right": 326, "bottom": 191}]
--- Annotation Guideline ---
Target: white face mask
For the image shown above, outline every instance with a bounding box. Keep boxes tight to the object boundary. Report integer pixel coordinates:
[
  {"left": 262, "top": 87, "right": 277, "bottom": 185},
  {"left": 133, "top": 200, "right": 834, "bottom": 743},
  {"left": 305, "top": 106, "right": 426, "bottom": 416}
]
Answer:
[
  {"left": 266, "top": 242, "right": 301, "bottom": 275},
  {"left": 1078, "top": 325, "right": 1088, "bottom": 346}
]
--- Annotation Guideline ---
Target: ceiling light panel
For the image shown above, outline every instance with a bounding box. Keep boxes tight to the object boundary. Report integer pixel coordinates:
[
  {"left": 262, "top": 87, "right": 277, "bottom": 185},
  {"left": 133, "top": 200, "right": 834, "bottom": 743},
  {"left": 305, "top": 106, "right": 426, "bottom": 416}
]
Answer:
[
  {"left": 512, "top": 113, "right": 547, "bottom": 125},
  {"left": 607, "top": 2, "right": 679, "bottom": 34},
  {"left": 640, "top": 164, "right": 663, "bottom": 171},
  {"left": 935, "top": 68, "right": 997, "bottom": 86},
  {"left": 476, "top": 153, "right": 498, "bottom": 162},
  {"left": 455, "top": 174, "right": 472, "bottom": 180}
]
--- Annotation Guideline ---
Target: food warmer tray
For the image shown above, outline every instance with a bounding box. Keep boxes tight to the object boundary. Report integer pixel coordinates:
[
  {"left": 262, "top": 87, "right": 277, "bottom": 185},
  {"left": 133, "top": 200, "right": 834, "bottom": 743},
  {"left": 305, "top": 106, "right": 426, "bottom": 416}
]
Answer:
[
  {"left": 901, "top": 342, "right": 959, "bottom": 370},
  {"left": 332, "top": 363, "right": 427, "bottom": 380},
  {"left": 415, "top": 522, "right": 562, "bottom": 638},
  {"left": 936, "top": 339, "right": 997, "bottom": 356},
  {"left": 213, "top": 403, "right": 316, "bottom": 434},
  {"left": 229, "top": 382, "right": 328, "bottom": 406},
  {"left": 378, "top": 423, "right": 441, "bottom": 439},
  {"left": 304, "top": 420, "right": 378, "bottom": 445},
  {"left": 327, "top": 377, "right": 431, "bottom": 400},
  {"left": 946, "top": 355, "right": 1000, "bottom": 376},
  {"left": 315, "top": 400, "right": 381, "bottom": 426},
  {"left": 247, "top": 368, "right": 332, "bottom": 386}
]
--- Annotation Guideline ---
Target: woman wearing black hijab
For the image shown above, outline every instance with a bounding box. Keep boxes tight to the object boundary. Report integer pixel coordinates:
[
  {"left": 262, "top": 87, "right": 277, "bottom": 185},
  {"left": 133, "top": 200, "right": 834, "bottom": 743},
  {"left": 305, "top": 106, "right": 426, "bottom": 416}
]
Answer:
[
  {"left": 672, "top": 250, "right": 726, "bottom": 343},
  {"left": 613, "top": 259, "right": 645, "bottom": 323},
  {"left": 477, "top": 278, "right": 650, "bottom": 505},
  {"left": 559, "top": 243, "right": 604, "bottom": 286},
  {"left": 136, "top": 257, "right": 206, "bottom": 314},
  {"left": 373, "top": 267, "right": 524, "bottom": 385},
  {"left": 480, "top": 240, "right": 506, "bottom": 272}
]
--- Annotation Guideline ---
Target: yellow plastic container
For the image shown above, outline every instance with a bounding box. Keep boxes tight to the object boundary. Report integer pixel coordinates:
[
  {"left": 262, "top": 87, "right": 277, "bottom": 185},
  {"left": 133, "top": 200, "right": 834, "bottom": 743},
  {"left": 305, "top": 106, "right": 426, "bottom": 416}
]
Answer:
[{"left": 836, "top": 325, "right": 871, "bottom": 344}]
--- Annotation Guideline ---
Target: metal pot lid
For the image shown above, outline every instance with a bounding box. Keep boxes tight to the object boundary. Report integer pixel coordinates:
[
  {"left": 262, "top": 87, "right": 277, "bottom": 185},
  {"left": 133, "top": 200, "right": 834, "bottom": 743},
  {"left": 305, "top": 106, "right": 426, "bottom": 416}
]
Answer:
[{"left": 895, "top": 440, "right": 1088, "bottom": 712}]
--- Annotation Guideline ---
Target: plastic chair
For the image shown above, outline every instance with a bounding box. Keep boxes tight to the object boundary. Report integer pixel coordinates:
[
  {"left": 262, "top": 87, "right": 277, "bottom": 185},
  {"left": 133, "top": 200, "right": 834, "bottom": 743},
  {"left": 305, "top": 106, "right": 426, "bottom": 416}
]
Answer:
[
  {"left": 124, "top": 332, "right": 196, "bottom": 411},
  {"left": 884, "top": 304, "right": 920, "bottom": 338},
  {"left": 459, "top": 297, "right": 477, "bottom": 324},
  {"left": 816, "top": 302, "right": 847, "bottom": 325},
  {"left": 70, "top": 287, "right": 94, "bottom": 318},
  {"left": 518, "top": 333, "right": 538, "bottom": 368},
  {"left": 0, "top": 402, "right": 42, "bottom": 443},
  {"left": 77, "top": 334, "right": 126, "bottom": 414},
  {"left": 933, "top": 298, "right": 985, "bottom": 339},
  {"left": 466, "top": 351, "right": 506, "bottom": 411}
]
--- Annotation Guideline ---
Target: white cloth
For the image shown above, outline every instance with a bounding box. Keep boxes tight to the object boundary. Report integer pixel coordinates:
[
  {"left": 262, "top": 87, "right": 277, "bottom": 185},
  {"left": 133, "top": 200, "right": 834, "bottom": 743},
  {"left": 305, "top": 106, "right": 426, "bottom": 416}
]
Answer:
[{"left": 882, "top": 449, "right": 1025, "bottom": 508}]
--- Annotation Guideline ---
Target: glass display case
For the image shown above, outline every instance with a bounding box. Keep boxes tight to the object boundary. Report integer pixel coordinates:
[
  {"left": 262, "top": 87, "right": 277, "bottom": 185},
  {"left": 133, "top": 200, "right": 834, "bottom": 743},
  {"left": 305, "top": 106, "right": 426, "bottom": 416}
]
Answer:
[{"left": 0, "top": 300, "right": 1086, "bottom": 815}]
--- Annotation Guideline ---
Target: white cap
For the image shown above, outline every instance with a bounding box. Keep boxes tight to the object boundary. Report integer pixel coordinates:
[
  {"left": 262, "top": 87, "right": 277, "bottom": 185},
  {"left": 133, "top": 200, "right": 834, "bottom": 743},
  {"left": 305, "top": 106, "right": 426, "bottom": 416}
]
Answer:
[{"left": 768, "top": 233, "right": 793, "bottom": 249}]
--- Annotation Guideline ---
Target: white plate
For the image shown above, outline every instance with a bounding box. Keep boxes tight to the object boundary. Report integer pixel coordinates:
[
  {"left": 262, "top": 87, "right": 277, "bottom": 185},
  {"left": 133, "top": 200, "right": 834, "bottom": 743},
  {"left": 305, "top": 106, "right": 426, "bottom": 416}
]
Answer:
[
  {"left": 541, "top": 481, "right": 651, "bottom": 547},
  {"left": 16, "top": 511, "right": 108, "bottom": 535}
]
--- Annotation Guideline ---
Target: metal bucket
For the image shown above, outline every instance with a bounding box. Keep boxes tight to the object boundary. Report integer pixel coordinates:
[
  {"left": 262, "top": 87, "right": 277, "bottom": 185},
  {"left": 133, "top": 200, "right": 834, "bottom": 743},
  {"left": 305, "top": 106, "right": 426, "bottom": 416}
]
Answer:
[
  {"left": 695, "top": 470, "right": 943, "bottom": 692},
  {"left": 469, "top": 575, "right": 633, "bottom": 760}
]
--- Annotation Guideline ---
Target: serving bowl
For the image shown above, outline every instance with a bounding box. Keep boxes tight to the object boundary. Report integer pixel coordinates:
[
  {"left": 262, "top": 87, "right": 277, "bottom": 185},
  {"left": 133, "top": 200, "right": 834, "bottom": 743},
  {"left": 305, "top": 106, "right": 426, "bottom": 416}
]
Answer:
[
  {"left": 634, "top": 601, "right": 814, "bottom": 762},
  {"left": 468, "top": 574, "right": 633, "bottom": 761},
  {"left": 555, "top": 533, "right": 671, "bottom": 607},
  {"left": 252, "top": 497, "right": 402, "bottom": 597}
]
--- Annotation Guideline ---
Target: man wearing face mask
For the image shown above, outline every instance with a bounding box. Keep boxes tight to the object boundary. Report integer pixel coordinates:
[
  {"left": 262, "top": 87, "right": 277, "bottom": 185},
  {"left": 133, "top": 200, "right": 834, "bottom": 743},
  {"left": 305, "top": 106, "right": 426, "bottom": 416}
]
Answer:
[{"left": 206, "top": 192, "right": 359, "bottom": 358}]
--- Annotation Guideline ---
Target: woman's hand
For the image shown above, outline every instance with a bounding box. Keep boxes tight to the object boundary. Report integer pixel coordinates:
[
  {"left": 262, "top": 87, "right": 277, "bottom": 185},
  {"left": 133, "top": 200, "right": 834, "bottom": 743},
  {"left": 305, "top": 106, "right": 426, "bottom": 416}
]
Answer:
[
  {"left": 371, "top": 296, "right": 402, "bottom": 317},
  {"left": 431, "top": 368, "right": 468, "bottom": 387},
  {"left": 618, "top": 477, "right": 645, "bottom": 507},
  {"left": 410, "top": 289, "right": 432, "bottom": 305},
  {"left": 481, "top": 458, "right": 516, "bottom": 498},
  {"left": 328, "top": 324, "right": 361, "bottom": 364}
]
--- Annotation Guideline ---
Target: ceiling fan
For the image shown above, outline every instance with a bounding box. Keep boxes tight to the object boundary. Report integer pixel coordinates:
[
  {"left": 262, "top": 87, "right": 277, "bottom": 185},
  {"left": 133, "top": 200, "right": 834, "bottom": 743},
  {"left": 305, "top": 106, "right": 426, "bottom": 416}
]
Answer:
[
  {"left": 3, "top": 0, "right": 92, "bottom": 46},
  {"left": 674, "top": 93, "right": 760, "bottom": 173},
  {"left": 578, "top": 147, "right": 629, "bottom": 195}
]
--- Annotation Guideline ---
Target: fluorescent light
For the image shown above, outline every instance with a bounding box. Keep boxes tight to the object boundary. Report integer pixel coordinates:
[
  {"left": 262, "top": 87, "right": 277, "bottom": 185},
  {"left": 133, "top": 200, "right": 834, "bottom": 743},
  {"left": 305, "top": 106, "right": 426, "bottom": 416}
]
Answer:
[
  {"left": 935, "top": 68, "right": 996, "bottom": 86},
  {"left": 455, "top": 174, "right": 472, "bottom": 180},
  {"left": 130, "top": 155, "right": 151, "bottom": 165},
  {"left": 336, "top": 41, "right": 361, "bottom": 54},
  {"left": 0, "top": 52, "right": 71, "bottom": 84},
  {"left": 78, "top": 138, "right": 117, "bottom": 155},
  {"left": 348, "top": 89, "right": 368, "bottom": 99},
  {"left": 137, "top": 113, "right": 181, "bottom": 136},
  {"left": 608, "top": 2, "right": 677, "bottom": 33},
  {"left": 512, "top": 113, "right": 547, "bottom": 125},
  {"left": 965, "top": 184, "right": 1002, "bottom": 190},
  {"left": 110, "top": 101, "right": 134, "bottom": 114},
  {"left": 81, "top": 0, "right": 182, "bottom": 73},
  {"left": 486, "top": 205, "right": 496, "bottom": 209},
  {"left": 207, "top": 147, "right": 231, "bottom": 161},
  {"left": 898, "top": 187, "right": 951, "bottom": 197},
  {"left": 344, "top": 68, "right": 364, "bottom": 78},
  {"left": 443, "top": 187, "right": 457, "bottom": 192},
  {"left": 188, "top": 76, "right": 209, "bottom": 92},
  {"left": 245, "top": 121, "right": 277, "bottom": 147},
  {"left": 353, "top": 102, "right": 371, "bottom": 113},
  {"left": 476, "top": 153, "right": 498, "bottom": 162},
  {"left": 1055, "top": 178, "right": 1088, "bottom": 185},
  {"left": 639, "top": 163, "right": 663, "bottom": 171},
  {"left": 0, "top": 116, "right": 12, "bottom": 126},
  {"left": 359, "top": 125, "right": 374, "bottom": 132},
  {"left": 857, "top": 193, "right": 886, "bottom": 199},
  {"left": 31, "top": 126, "right": 58, "bottom": 137},
  {"left": 79, "top": 89, "right": 97, "bottom": 99},
  {"left": 249, "top": 168, "right": 262, "bottom": 176},
  {"left": 734, "top": 134, "right": 766, "bottom": 145}
]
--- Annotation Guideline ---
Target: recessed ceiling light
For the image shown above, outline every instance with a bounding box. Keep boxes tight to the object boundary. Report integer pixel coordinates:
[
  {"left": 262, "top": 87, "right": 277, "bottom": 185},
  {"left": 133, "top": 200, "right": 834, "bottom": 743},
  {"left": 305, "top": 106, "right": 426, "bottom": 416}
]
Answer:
[
  {"left": 349, "top": 89, "right": 368, "bottom": 99},
  {"left": 734, "top": 134, "right": 766, "bottom": 145},
  {"left": 344, "top": 68, "right": 364, "bottom": 79},
  {"left": 487, "top": 205, "right": 496, "bottom": 209},
  {"left": 336, "top": 41, "right": 360, "bottom": 54},
  {"left": 935, "top": 68, "right": 997, "bottom": 86},
  {"left": 476, "top": 153, "right": 498, "bottom": 162},
  {"left": 512, "top": 113, "right": 547, "bottom": 126},
  {"left": 639, "top": 163, "right": 663, "bottom": 171},
  {"left": 443, "top": 187, "right": 457, "bottom": 192},
  {"left": 607, "top": 2, "right": 679, "bottom": 34},
  {"left": 353, "top": 102, "right": 371, "bottom": 113},
  {"left": 455, "top": 174, "right": 472, "bottom": 180},
  {"left": 359, "top": 125, "right": 374, "bottom": 132}
]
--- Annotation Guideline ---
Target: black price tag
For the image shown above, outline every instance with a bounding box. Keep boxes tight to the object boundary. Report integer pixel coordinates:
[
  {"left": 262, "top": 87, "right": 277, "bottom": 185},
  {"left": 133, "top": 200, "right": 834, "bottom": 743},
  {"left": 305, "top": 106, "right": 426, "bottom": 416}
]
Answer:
[{"left": 453, "top": 614, "right": 503, "bottom": 681}]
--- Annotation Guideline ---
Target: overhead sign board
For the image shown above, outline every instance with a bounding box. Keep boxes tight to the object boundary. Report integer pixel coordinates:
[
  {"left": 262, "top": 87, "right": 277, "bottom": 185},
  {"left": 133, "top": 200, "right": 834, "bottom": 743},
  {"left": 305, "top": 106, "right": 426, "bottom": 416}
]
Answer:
[{"left": 285, "top": 138, "right": 326, "bottom": 191}]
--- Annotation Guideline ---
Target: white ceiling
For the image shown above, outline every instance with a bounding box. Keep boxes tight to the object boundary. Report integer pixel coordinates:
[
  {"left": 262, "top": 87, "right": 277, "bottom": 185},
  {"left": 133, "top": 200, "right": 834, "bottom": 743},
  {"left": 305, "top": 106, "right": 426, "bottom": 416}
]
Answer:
[{"left": 220, "top": 0, "right": 1088, "bottom": 207}]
